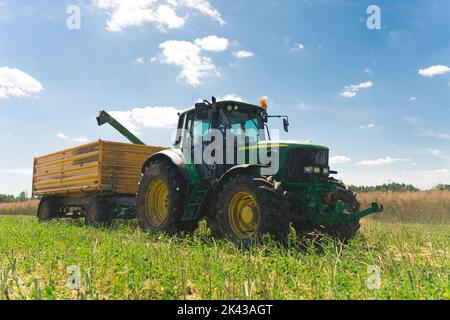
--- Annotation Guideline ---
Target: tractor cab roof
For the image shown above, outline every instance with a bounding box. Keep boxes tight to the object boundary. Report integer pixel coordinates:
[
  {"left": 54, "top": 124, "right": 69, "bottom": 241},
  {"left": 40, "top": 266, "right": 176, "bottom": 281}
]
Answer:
[{"left": 178, "top": 100, "right": 265, "bottom": 117}]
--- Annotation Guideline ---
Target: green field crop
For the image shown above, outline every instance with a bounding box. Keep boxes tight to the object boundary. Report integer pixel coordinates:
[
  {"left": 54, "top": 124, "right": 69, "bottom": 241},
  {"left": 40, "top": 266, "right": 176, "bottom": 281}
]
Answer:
[{"left": 0, "top": 215, "right": 448, "bottom": 300}]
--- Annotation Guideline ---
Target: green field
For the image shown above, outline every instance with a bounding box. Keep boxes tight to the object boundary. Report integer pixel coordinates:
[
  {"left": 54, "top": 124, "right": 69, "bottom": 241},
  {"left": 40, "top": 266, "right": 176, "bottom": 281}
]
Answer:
[{"left": 0, "top": 213, "right": 448, "bottom": 300}]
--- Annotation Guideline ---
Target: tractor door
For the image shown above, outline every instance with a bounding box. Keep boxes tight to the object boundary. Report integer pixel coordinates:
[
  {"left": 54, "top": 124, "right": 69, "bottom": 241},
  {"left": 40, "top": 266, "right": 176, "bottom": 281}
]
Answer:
[{"left": 184, "top": 111, "right": 217, "bottom": 182}]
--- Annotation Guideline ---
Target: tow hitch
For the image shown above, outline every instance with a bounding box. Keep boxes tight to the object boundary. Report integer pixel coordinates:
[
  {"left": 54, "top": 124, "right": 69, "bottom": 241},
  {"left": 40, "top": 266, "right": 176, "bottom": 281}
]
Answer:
[{"left": 349, "top": 202, "right": 384, "bottom": 221}]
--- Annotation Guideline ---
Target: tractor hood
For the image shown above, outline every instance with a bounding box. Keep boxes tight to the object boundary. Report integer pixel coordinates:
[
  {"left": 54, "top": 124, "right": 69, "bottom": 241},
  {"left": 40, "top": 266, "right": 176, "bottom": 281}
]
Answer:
[{"left": 257, "top": 140, "right": 329, "bottom": 150}]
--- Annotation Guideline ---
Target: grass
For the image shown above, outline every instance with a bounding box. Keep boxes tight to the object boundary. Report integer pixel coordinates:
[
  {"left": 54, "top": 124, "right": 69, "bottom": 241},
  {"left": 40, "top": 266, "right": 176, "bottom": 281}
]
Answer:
[{"left": 0, "top": 192, "right": 449, "bottom": 300}]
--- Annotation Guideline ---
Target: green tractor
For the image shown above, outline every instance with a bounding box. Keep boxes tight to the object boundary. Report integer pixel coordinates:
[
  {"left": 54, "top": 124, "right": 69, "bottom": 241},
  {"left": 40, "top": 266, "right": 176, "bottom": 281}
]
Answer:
[{"left": 133, "top": 97, "right": 383, "bottom": 245}]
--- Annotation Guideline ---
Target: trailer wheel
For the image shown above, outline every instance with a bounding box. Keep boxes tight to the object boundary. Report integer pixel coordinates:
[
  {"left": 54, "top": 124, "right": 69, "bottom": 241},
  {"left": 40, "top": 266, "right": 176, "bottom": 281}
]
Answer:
[
  {"left": 37, "top": 197, "right": 59, "bottom": 222},
  {"left": 211, "top": 174, "right": 290, "bottom": 246},
  {"left": 136, "top": 160, "right": 197, "bottom": 235},
  {"left": 85, "top": 197, "right": 112, "bottom": 226}
]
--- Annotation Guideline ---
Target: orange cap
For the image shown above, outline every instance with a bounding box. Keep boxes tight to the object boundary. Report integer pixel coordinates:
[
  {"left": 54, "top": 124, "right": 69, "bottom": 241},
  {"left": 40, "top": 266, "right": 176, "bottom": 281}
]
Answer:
[{"left": 259, "top": 98, "right": 268, "bottom": 110}]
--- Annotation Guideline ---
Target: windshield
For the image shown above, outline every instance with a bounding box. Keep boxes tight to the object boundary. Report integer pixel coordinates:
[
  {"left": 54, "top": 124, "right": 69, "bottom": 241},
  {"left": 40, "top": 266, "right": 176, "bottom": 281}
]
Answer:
[{"left": 218, "top": 109, "right": 264, "bottom": 144}]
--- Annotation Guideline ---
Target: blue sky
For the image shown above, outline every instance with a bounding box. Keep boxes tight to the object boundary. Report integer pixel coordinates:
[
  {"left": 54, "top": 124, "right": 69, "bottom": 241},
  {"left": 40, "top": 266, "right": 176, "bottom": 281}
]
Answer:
[{"left": 0, "top": 0, "right": 449, "bottom": 195}]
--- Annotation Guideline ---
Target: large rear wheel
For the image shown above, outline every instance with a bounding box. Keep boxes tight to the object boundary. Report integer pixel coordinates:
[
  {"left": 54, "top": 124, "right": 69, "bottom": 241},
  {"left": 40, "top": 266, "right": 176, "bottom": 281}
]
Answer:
[
  {"left": 136, "top": 160, "right": 197, "bottom": 235},
  {"left": 210, "top": 174, "right": 290, "bottom": 246}
]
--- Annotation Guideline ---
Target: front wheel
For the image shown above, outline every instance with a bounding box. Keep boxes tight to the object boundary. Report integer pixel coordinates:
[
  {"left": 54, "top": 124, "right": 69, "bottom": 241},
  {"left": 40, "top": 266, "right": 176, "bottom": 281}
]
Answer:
[
  {"left": 322, "top": 185, "right": 361, "bottom": 243},
  {"left": 211, "top": 174, "right": 290, "bottom": 246},
  {"left": 293, "top": 183, "right": 361, "bottom": 245},
  {"left": 136, "top": 161, "right": 197, "bottom": 235}
]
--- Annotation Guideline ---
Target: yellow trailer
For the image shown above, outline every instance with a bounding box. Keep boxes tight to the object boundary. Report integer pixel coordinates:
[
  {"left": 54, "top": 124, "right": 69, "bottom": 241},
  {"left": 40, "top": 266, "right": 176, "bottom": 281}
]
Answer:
[{"left": 33, "top": 140, "right": 165, "bottom": 224}]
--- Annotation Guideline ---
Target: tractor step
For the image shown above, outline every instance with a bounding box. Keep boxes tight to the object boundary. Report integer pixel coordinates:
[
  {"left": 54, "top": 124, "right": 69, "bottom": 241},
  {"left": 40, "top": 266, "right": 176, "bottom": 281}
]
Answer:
[
  {"left": 183, "top": 186, "right": 209, "bottom": 221},
  {"left": 187, "top": 202, "right": 203, "bottom": 207}
]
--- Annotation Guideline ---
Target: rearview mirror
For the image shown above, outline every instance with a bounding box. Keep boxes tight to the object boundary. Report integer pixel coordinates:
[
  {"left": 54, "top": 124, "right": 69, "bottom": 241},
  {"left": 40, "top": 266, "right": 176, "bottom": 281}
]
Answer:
[
  {"left": 283, "top": 118, "right": 289, "bottom": 132},
  {"left": 195, "top": 103, "right": 208, "bottom": 120}
]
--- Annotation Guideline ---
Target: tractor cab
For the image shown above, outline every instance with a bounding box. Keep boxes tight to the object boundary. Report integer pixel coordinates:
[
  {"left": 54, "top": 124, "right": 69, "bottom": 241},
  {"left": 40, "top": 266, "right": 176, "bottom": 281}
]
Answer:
[
  {"left": 174, "top": 97, "right": 290, "bottom": 179},
  {"left": 175, "top": 98, "right": 264, "bottom": 178},
  {"left": 175, "top": 98, "right": 267, "bottom": 148}
]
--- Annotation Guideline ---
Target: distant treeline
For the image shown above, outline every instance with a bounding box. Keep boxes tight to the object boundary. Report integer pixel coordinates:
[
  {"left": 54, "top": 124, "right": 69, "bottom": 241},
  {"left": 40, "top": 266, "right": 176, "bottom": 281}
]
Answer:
[
  {"left": 433, "top": 184, "right": 450, "bottom": 191},
  {"left": 0, "top": 192, "right": 33, "bottom": 203},
  {"left": 349, "top": 183, "right": 419, "bottom": 193},
  {"left": 349, "top": 183, "right": 450, "bottom": 193}
]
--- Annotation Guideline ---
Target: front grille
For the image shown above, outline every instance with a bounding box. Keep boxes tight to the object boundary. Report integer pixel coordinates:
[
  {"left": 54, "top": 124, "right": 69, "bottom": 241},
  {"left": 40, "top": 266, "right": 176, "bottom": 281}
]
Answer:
[{"left": 285, "top": 148, "right": 329, "bottom": 183}]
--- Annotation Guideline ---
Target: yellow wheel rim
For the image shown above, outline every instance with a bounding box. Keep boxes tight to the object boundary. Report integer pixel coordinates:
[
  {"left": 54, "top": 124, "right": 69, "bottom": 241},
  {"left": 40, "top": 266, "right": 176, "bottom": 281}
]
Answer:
[
  {"left": 40, "top": 206, "right": 48, "bottom": 219},
  {"left": 145, "top": 179, "right": 169, "bottom": 227},
  {"left": 228, "top": 192, "right": 260, "bottom": 239},
  {"left": 87, "top": 206, "right": 97, "bottom": 222}
]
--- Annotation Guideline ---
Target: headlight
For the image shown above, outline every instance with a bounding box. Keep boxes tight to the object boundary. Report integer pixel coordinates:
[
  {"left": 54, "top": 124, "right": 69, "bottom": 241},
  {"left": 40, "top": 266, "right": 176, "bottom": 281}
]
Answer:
[
  {"left": 323, "top": 167, "right": 329, "bottom": 175},
  {"left": 304, "top": 166, "right": 313, "bottom": 174},
  {"left": 313, "top": 167, "right": 321, "bottom": 174}
]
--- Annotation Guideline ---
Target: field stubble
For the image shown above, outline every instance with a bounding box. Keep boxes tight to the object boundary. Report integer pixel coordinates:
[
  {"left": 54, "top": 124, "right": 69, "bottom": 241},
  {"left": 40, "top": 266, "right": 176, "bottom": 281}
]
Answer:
[
  {"left": 0, "top": 200, "right": 39, "bottom": 216},
  {"left": 0, "top": 192, "right": 448, "bottom": 300}
]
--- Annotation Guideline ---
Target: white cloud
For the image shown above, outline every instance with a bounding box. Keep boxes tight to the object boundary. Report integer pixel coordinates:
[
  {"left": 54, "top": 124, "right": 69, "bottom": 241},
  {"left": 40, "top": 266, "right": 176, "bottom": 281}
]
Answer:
[
  {"left": 93, "top": 0, "right": 224, "bottom": 32},
  {"left": 57, "top": 133, "right": 69, "bottom": 139},
  {"left": 0, "top": 168, "right": 32, "bottom": 175},
  {"left": 340, "top": 91, "right": 356, "bottom": 98},
  {"left": 135, "top": 57, "right": 145, "bottom": 64},
  {"left": 427, "top": 149, "right": 441, "bottom": 157},
  {"left": 405, "top": 116, "right": 450, "bottom": 141},
  {"left": 0, "top": 67, "right": 43, "bottom": 99},
  {"left": 340, "top": 81, "right": 373, "bottom": 98},
  {"left": 290, "top": 43, "right": 304, "bottom": 51},
  {"left": 364, "top": 68, "right": 373, "bottom": 75},
  {"left": 194, "top": 35, "right": 229, "bottom": 52},
  {"left": 404, "top": 116, "right": 423, "bottom": 125},
  {"left": 157, "top": 37, "right": 224, "bottom": 86},
  {"left": 219, "top": 94, "right": 244, "bottom": 102},
  {"left": 233, "top": 50, "right": 254, "bottom": 59},
  {"left": 411, "top": 168, "right": 450, "bottom": 182},
  {"left": 420, "top": 129, "right": 450, "bottom": 141},
  {"left": 418, "top": 65, "right": 450, "bottom": 77},
  {"left": 360, "top": 123, "right": 381, "bottom": 130},
  {"left": 409, "top": 96, "right": 417, "bottom": 101},
  {"left": 330, "top": 156, "right": 351, "bottom": 164},
  {"left": 73, "top": 136, "right": 89, "bottom": 143},
  {"left": 423, "top": 149, "right": 448, "bottom": 159},
  {"left": 109, "top": 106, "right": 180, "bottom": 134},
  {"left": 357, "top": 157, "right": 411, "bottom": 166},
  {"left": 296, "top": 102, "right": 313, "bottom": 111},
  {"left": 178, "top": 0, "right": 225, "bottom": 25},
  {"left": 57, "top": 133, "right": 89, "bottom": 142}
]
